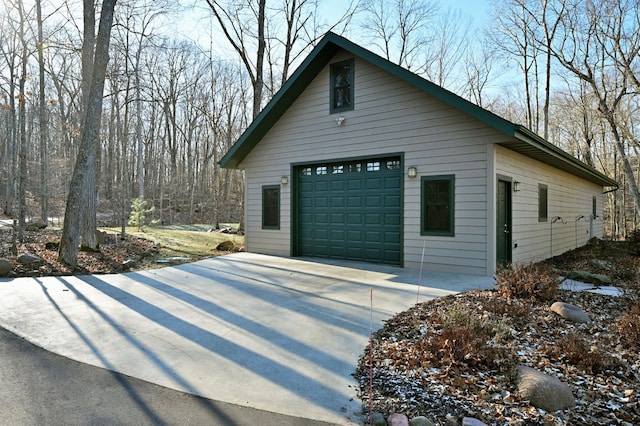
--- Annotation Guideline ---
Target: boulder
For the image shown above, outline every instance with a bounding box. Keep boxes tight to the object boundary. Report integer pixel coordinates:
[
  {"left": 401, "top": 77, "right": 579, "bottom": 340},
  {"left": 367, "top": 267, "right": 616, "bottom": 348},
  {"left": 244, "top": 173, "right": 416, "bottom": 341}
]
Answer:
[
  {"left": 388, "top": 413, "right": 409, "bottom": 426},
  {"left": 0, "top": 258, "right": 12, "bottom": 277},
  {"left": 567, "top": 270, "right": 611, "bottom": 286},
  {"left": 371, "top": 412, "right": 387, "bottom": 426},
  {"left": 568, "top": 270, "right": 591, "bottom": 281},
  {"left": 25, "top": 218, "right": 47, "bottom": 231},
  {"left": 410, "top": 416, "right": 436, "bottom": 426},
  {"left": 17, "top": 253, "right": 43, "bottom": 267},
  {"left": 589, "top": 273, "right": 611, "bottom": 285},
  {"left": 590, "top": 259, "right": 612, "bottom": 270},
  {"left": 550, "top": 301, "right": 591, "bottom": 324},
  {"left": 216, "top": 240, "right": 235, "bottom": 251},
  {"left": 516, "top": 365, "right": 575, "bottom": 412}
]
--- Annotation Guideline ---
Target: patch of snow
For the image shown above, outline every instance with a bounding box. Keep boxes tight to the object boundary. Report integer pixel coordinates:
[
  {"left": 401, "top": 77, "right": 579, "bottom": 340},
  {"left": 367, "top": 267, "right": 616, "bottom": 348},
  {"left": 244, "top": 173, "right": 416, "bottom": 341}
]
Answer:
[{"left": 560, "top": 278, "right": 623, "bottom": 297}]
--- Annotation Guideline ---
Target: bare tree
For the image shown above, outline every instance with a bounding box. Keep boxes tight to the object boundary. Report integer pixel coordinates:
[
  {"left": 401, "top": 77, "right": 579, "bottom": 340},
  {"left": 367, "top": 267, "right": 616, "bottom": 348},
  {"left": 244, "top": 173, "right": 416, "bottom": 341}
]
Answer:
[
  {"left": 490, "top": 0, "right": 540, "bottom": 132},
  {"left": 359, "top": 0, "right": 439, "bottom": 70},
  {"left": 421, "top": 6, "right": 471, "bottom": 88},
  {"left": 549, "top": 0, "right": 640, "bottom": 219},
  {"left": 36, "top": 0, "right": 49, "bottom": 223},
  {"left": 60, "top": 0, "right": 117, "bottom": 266},
  {"left": 0, "top": 2, "right": 20, "bottom": 216},
  {"left": 205, "top": 0, "right": 266, "bottom": 119},
  {"left": 114, "top": 0, "right": 169, "bottom": 200},
  {"left": 16, "top": 0, "right": 29, "bottom": 240},
  {"left": 463, "top": 40, "right": 498, "bottom": 108}
]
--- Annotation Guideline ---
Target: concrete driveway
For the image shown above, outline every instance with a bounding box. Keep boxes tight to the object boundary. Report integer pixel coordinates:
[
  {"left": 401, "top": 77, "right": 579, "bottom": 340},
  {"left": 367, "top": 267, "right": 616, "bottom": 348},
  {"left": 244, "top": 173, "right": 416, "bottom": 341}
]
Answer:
[{"left": 0, "top": 253, "right": 494, "bottom": 424}]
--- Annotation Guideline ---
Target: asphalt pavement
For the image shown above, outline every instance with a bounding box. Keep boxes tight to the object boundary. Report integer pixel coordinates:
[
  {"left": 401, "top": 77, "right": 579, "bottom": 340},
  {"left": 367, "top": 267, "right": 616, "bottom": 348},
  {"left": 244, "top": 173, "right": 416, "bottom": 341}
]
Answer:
[{"left": 0, "top": 325, "right": 333, "bottom": 425}]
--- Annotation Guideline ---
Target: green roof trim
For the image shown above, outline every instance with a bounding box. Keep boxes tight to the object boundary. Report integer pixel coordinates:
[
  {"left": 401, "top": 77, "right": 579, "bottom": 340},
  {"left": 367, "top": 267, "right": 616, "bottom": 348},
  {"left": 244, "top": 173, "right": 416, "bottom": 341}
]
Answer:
[{"left": 219, "top": 32, "right": 617, "bottom": 188}]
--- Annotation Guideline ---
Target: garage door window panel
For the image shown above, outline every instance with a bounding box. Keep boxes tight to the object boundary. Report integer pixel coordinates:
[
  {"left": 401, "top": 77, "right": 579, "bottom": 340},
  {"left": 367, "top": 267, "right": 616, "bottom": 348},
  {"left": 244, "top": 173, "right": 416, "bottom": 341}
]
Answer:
[{"left": 421, "top": 175, "right": 455, "bottom": 236}]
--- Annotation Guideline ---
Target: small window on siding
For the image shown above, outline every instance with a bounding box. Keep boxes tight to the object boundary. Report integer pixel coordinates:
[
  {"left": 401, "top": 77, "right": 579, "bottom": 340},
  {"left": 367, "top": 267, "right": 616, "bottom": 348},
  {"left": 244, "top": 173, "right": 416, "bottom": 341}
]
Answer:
[
  {"left": 330, "top": 59, "right": 354, "bottom": 113},
  {"left": 538, "top": 184, "right": 548, "bottom": 222},
  {"left": 421, "top": 175, "right": 455, "bottom": 236},
  {"left": 262, "top": 185, "right": 280, "bottom": 230}
]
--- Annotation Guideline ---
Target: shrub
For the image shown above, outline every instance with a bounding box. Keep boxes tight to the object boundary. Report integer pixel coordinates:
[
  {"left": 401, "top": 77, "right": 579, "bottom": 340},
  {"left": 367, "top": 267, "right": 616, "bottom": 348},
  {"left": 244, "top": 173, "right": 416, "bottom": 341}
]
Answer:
[
  {"left": 617, "top": 303, "right": 640, "bottom": 348},
  {"left": 495, "top": 263, "right": 560, "bottom": 301},
  {"left": 545, "top": 332, "right": 622, "bottom": 374},
  {"left": 418, "top": 307, "right": 512, "bottom": 369},
  {"left": 484, "top": 295, "right": 531, "bottom": 319}
]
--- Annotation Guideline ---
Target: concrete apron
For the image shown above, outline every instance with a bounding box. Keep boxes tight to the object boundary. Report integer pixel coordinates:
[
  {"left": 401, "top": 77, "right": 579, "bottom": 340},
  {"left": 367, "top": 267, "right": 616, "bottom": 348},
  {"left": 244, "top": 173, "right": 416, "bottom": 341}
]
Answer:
[{"left": 0, "top": 253, "right": 494, "bottom": 425}]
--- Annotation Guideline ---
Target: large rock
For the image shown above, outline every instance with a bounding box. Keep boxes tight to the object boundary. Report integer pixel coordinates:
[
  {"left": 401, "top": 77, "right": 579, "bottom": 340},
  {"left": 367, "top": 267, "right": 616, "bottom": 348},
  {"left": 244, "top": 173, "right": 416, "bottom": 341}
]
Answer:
[
  {"left": 17, "top": 253, "right": 44, "bottom": 267},
  {"left": 516, "top": 365, "right": 575, "bottom": 412},
  {"left": 590, "top": 259, "right": 612, "bottom": 270},
  {"left": 589, "top": 273, "right": 611, "bottom": 285},
  {"left": 550, "top": 301, "right": 591, "bottom": 324},
  {"left": 25, "top": 218, "right": 47, "bottom": 231},
  {"left": 568, "top": 270, "right": 611, "bottom": 286},
  {"left": 568, "top": 270, "right": 591, "bottom": 281},
  {"left": 371, "top": 412, "right": 387, "bottom": 426},
  {"left": 410, "top": 417, "right": 436, "bottom": 426},
  {"left": 388, "top": 413, "right": 409, "bottom": 426},
  {"left": 0, "top": 258, "right": 11, "bottom": 277},
  {"left": 216, "top": 240, "right": 235, "bottom": 251}
]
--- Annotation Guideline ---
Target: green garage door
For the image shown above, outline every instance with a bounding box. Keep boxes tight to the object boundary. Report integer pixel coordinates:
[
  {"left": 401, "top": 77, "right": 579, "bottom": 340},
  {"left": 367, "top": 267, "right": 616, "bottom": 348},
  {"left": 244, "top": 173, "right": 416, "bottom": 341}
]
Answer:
[{"left": 297, "top": 156, "right": 402, "bottom": 265}]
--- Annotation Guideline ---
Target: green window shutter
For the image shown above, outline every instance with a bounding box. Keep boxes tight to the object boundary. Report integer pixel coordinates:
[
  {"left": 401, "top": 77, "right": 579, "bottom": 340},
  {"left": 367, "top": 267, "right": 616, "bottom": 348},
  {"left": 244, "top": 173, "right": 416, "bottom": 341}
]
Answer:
[
  {"left": 262, "top": 185, "right": 280, "bottom": 229},
  {"left": 421, "top": 175, "right": 455, "bottom": 237}
]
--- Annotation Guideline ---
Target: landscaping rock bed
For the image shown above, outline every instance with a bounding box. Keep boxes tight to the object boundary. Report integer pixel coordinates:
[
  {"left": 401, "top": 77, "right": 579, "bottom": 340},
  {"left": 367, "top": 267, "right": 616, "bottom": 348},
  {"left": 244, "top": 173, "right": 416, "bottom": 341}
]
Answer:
[{"left": 356, "top": 239, "right": 640, "bottom": 425}]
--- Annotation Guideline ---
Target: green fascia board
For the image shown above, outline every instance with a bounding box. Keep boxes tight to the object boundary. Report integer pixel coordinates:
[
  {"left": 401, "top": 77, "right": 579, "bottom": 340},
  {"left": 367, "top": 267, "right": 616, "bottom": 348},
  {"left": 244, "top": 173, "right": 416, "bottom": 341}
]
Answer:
[
  {"left": 514, "top": 126, "right": 618, "bottom": 187},
  {"left": 219, "top": 32, "right": 618, "bottom": 189}
]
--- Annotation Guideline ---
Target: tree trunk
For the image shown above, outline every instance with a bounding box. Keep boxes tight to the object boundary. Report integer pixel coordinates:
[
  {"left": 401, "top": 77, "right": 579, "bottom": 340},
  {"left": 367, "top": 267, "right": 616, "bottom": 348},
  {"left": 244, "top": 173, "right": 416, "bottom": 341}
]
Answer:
[
  {"left": 17, "top": 0, "right": 28, "bottom": 242},
  {"left": 36, "top": 0, "right": 48, "bottom": 224},
  {"left": 59, "top": 0, "right": 117, "bottom": 266}
]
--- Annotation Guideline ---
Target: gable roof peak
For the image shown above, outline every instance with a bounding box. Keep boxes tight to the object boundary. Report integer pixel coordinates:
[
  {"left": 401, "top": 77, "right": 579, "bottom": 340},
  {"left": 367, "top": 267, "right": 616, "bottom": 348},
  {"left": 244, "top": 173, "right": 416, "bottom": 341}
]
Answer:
[{"left": 219, "top": 32, "right": 616, "bottom": 188}]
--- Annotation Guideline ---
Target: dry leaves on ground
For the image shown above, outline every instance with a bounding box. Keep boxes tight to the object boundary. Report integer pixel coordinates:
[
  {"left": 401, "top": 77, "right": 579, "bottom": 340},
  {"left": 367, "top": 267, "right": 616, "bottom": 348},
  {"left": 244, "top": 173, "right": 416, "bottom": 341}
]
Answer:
[
  {"left": 0, "top": 229, "right": 160, "bottom": 276},
  {"left": 356, "top": 239, "right": 640, "bottom": 425}
]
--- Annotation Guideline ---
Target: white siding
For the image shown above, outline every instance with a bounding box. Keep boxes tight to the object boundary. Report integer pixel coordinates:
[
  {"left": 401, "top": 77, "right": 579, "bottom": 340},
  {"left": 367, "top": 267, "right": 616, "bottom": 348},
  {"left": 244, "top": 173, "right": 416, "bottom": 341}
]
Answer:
[{"left": 494, "top": 145, "right": 604, "bottom": 264}]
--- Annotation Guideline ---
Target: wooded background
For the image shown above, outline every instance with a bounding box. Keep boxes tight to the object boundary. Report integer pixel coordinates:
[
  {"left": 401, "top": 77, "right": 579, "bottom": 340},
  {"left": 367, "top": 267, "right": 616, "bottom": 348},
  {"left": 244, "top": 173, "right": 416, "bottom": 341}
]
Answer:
[{"left": 1, "top": 0, "right": 639, "bottom": 243}]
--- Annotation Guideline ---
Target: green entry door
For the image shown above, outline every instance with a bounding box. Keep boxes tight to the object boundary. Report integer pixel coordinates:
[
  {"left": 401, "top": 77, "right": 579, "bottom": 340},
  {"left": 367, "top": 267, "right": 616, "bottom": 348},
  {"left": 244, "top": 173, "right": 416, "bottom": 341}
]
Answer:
[
  {"left": 497, "top": 179, "right": 512, "bottom": 266},
  {"left": 297, "top": 157, "right": 402, "bottom": 265}
]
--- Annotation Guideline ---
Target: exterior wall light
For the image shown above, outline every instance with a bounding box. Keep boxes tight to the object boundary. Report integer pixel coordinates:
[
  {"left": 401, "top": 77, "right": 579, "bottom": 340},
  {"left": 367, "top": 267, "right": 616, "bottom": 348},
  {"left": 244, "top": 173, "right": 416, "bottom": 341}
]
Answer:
[
  {"left": 281, "top": 176, "right": 289, "bottom": 185},
  {"left": 407, "top": 166, "right": 418, "bottom": 178},
  {"left": 513, "top": 181, "right": 521, "bottom": 192}
]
